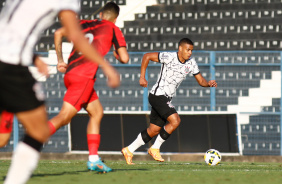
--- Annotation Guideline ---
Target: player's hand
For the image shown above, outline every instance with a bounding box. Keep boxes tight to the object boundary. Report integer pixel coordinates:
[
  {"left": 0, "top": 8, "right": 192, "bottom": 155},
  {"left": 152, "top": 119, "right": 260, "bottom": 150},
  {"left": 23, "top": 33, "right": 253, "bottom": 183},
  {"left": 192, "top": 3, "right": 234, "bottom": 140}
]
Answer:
[
  {"left": 57, "top": 61, "right": 67, "bottom": 73},
  {"left": 34, "top": 57, "right": 49, "bottom": 78},
  {"left": 208, "top": 80, "right": 217, "bottom": 87},
  {"left": 113, "top": 50, "right": 120, "bottom": 61},
  {"left": 101, "top": 62, "right": 120, "bottom": 88},
  {"left": 139, "top": 77, "right": 148, "bottom": 88}
]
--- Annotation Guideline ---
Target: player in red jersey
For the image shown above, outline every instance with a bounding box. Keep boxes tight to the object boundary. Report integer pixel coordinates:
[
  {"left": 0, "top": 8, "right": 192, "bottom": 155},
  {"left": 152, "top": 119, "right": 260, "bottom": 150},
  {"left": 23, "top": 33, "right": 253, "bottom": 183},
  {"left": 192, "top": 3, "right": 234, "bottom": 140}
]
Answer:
[
  {"left": 48, "top": 2, "right": 129, "bottom": 173},
  {"left": 0, "top": 111, "right": 14, "bottom": 147}
]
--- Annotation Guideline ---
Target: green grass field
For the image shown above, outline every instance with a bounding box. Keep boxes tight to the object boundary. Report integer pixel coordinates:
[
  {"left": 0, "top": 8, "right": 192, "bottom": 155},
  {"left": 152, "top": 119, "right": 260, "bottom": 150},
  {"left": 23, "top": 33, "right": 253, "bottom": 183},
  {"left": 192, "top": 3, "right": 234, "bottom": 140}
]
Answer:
[{"left": 0, "top": 160, "right": 281, "bottom": 184}]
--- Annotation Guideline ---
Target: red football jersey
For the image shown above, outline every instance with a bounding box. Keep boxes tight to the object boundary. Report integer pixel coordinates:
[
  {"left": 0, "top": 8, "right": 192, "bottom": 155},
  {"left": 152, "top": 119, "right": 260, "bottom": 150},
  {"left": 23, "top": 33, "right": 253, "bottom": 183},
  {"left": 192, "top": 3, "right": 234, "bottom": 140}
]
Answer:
[{"left": 66, "top": 19, "right": 127, "bottom": 79}]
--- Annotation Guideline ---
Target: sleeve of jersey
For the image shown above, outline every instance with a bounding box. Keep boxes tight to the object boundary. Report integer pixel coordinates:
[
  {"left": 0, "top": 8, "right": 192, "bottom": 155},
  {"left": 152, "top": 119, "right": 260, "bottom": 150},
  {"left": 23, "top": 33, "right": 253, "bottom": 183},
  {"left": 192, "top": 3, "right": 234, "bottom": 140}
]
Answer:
[
  {"left": 158, "top": 52, "right": 172, "bottom": 64},
  {"left": 192, "top": 59, "right": 200, "bottom": 75},
  {"left": 59, "top": 0, "right": 80, "bottom": 13},
  {"left": 112, "top": 27, "right": 127, "bottom": 50}
]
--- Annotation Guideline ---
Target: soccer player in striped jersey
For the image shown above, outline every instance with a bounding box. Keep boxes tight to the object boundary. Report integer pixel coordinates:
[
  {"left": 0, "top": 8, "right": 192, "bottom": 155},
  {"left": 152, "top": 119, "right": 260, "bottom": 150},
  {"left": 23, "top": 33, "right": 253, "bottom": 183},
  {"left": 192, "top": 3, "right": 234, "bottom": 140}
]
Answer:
[
  {"left": 122, "top": 38, "right": 217, "bottom": 165},
  {"left": 0, "top": 0, "right": 120, "bottom": 183},
  {"left": 47, "top": 2, "right": 129, "bottom": 173}
]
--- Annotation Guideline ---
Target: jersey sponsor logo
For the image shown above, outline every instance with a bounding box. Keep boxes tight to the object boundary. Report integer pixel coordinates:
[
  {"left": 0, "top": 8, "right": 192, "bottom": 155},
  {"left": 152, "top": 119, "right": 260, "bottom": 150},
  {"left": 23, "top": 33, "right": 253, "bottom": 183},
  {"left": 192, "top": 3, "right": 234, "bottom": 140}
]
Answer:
[
  {"left": 167, "top": 101, "right": 175, "bottom": 108},
  {"left": 33, "top": 82, "right": 45, "bottom": 101}
]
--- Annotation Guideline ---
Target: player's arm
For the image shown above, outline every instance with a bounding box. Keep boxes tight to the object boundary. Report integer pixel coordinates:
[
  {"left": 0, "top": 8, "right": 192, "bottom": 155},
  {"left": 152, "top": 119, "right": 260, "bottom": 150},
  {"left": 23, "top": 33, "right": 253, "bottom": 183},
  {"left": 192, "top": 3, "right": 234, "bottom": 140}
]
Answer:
[
  {"left": 114, "top": 47, "right": 129, "bottom": 64},
  {"left": 139, "top": 52, "right": 159, "bottom": 88},
  {"left": 54, "top": 27, "right": 68, "bottom": 73},
  {"left": 194, "top": 73, "right": 217, "bottom": 87},
  {"left": 58, "top": 10, "right": 120, "bottom": 88},
  {"left": 33, "top": 55, "right": 49, "bottom": 77}
]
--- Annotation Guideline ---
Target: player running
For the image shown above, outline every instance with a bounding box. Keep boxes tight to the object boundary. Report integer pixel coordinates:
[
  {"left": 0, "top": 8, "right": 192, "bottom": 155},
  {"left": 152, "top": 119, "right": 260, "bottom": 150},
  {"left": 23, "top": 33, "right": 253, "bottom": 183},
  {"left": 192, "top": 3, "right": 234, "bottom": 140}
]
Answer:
[
  {"left": 0, "top": 0, "right": 120, "bottom": 183},
  {"left": 48, "top": 2, "right": 129, "bottom": 173},
  {"left": 122, "top": 38, "right": 217, "bottom": 165}
]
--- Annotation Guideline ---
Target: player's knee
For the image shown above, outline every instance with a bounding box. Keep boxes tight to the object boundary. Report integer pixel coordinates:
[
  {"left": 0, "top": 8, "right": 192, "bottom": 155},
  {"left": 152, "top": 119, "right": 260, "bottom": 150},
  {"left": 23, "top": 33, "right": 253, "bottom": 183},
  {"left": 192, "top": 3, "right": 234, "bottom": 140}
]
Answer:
[
  {"left": 0, "top": 140, "right": 8, "bottom": 147},
  {"left": 0, "top": 134, "right": 11, "bottom": 147},
  {"left": 96, "top": 110, "right": 104, "bottom": 119},
  {"left": 56, "top": 113, "right": 72, "bottom": 126},
  {"left": 170, "top": 118, "right": 181, "bottom": 129},
  {"left": 147, "top": 126, "right": 161, "bottom": 137},
  {"left": 41, "top": 129, "right": 50, "bottom": 142}
]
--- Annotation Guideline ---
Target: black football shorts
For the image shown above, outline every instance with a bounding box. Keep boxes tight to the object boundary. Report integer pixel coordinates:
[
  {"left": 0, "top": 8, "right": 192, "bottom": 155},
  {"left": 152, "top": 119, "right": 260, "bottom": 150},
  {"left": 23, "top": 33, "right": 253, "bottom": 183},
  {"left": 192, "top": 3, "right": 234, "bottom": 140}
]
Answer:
[
  {"left": 148, "top": 93, "right": 177, "bottom": 127},
  {"left": 0, "top": 61, "right": 45, "bottom": 113}
]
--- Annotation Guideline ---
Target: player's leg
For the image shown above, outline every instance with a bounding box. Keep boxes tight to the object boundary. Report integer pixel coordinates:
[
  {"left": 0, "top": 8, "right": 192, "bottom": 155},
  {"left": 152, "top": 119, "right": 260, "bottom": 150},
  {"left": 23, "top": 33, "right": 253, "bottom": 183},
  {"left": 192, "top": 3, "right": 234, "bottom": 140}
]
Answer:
[
  {"left": 147, "top": 94, "right": 180, "bottom": 162},
  {"left": 85, "top": 96, "right": 112, "bottom": 172},
  {"left": 48, "top": 101, "right": 77, "bottom": 135},
  {"left": 122, "top": 106, "right": 165, "bottom": 164},
  {"left": 151, "top": 112, "right": 181, "bottom": 150},
  {"left": 48, "top": 73, "right": 90, "bottom": 135},
  {"left": 4, "top": 105, "right": 49, "bottom": 184},
  {"left": 148, "top": 113, "right": 181, "bottom": 162},
  {"left": 0, "top": 133, "right": 11, "bottom": 147},
  {"left": 0, "top": 111, "right": 13, "bottom": 147}
]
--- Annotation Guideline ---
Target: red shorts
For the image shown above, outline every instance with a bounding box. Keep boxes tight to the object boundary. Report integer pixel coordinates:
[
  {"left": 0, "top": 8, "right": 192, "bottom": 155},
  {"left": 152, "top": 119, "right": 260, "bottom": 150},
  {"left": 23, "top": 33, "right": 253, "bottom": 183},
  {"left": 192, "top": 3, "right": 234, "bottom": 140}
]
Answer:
[
  {"left": 63, "top": 73, "right": 98, "bottom": 111},
  {"left": 0, "top": 111, "right": 14, "bottom": 133}
]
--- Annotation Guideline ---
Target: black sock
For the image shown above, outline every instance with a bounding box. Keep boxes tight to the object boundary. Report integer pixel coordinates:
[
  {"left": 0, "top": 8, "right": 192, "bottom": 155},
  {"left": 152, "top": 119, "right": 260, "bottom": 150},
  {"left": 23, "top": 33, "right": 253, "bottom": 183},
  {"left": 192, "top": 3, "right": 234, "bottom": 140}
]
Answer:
[
  {"left": 160, "top": 127, "right": 171, "bottom": 140},
  {"left": 22, "top": 134, "right": 43, "bottom": 152},
  {"left": 141, "top": 129, "right": 152, "bottom": 143}
]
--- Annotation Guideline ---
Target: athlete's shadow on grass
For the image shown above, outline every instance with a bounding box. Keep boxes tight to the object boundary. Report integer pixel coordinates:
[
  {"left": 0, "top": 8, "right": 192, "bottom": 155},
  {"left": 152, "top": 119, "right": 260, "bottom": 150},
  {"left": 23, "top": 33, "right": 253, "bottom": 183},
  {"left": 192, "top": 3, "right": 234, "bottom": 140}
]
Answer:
[
  {"left": 30, "top": 168, "right": 148, "bottom": 178},
  {"left": 1, "top": 168, "right": 149, "bottom": 180}
]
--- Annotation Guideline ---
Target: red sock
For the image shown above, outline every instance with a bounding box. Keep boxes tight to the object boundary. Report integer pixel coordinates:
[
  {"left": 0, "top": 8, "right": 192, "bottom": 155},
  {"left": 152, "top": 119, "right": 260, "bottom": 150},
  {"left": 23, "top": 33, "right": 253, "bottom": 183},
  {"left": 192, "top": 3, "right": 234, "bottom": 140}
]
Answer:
[
  {"left": 87, "top": 134, "right": 100, "bottom": 155},
  {"left": 48, "top": 121, "right": 56, "bottom": 135}
]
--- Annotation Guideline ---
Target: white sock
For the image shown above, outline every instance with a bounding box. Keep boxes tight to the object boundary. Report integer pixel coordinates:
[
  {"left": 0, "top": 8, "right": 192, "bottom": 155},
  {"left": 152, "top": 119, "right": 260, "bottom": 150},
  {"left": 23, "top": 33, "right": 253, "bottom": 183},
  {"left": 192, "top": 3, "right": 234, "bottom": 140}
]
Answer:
[
  {"left": 89, "top": 155, "right": 99, "bottom": 162},
  {"left": 127, "top": 133, "right": 145, "bottom": 153},
  {"left": 4, "top": 142, "right": 40, "bottom": 184},
  {"left": 151, "top": 134, "right": 166, "bottom": 149}
]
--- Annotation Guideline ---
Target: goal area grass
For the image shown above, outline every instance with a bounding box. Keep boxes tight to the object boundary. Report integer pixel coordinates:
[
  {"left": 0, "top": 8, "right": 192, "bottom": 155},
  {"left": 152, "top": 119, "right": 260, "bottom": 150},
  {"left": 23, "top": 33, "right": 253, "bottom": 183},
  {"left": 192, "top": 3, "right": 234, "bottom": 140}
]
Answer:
[{"left": 0, "top": 160, "right": 281, "bottom": 184}]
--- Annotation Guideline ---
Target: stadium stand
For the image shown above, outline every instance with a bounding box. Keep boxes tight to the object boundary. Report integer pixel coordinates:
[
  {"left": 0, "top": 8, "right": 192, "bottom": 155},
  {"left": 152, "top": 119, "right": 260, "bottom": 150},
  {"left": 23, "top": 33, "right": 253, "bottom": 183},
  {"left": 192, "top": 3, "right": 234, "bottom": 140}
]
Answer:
[{"left": 0, "top": 0, "right": 281, "bottom": 155}]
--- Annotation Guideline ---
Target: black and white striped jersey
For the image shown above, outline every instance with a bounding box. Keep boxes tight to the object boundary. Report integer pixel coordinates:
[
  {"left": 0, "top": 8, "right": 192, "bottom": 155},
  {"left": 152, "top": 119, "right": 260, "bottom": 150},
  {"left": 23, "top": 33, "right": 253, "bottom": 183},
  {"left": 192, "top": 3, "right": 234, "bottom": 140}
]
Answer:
[
  {"left": 150, "top": 52, "right": 200, "bottom": 98},
  {"left": 0, "top": 0, "right": 79, "bottom": 66}
]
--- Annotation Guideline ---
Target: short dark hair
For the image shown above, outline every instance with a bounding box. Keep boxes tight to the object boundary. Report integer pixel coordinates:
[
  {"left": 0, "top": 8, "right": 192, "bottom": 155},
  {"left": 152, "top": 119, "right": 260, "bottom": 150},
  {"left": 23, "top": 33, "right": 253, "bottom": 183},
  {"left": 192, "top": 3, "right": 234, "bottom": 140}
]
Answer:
[
  {"left": 102, "top": 2, "right": 120, "bottom": 18},
  {"left": 178, "top": 38, "right": 193, "bottom": 47}
]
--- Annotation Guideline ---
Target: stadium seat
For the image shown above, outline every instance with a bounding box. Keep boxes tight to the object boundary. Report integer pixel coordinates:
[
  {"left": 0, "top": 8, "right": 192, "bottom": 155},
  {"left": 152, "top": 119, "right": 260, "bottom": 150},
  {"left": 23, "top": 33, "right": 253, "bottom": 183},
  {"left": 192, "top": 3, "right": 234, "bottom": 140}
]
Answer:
[
  {"left": 222, "top": 11, "right": 233, "bottom": 19},
  {"left": 261, "top": 10, "right": 272, "bottom": 18},
  {"left": 202, "top": 26, "right": 212, "bottom": 34},
  {"left": 139, "top": 27, "right": 150, "bottom": 35},
  {"left": 127, "top": 42, "right": 139, "bottom": 51},
  {"left": 160, "top": 12, "right": 170, "bottom": 20},
  {"left": 172, "top": 12, "right": 182, "bottom": 20},
  {"left": 240, "top": 25, "right": 251, "bottom": 33},
  {"left": 203, "top": 41, "right": 214, "bottom": 50},
  {"left": 210, "top": 12, "right": 220, "bottom": 19},
  {"left": 136, "top": 13, "right": 147, "bottom": 20},
  {"left": 140, "top": 42, "right": 151, "bottom": 50},
  {"left": 152, "top": 42, "right": 164, "bottom": 50},
  {"left": 216, "top": 41, "right": 228, "bottom": 50},
  {"left": 148, "top": 13, "right": 158, "bottom": 20},
  {"left": 198, "top": 12, "right": 208, "bottom": 19},
  {"left": 227, "top": 25, "right": 238, "bottom": 33},
  {"left": 164, "top": 27, "right": 174, "bottom": 34},
  {"left": 189, "top": 26, "right": 200, "bottom": 34}
]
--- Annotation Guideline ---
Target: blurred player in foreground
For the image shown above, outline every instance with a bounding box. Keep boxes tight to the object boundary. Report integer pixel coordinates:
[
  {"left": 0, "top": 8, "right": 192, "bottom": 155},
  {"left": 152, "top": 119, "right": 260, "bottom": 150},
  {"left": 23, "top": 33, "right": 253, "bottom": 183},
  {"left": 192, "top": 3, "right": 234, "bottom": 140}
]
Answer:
[
  {"left": 0, "top": 0, "right": 120, "bottom": 183},
  {"left": 48, "top": 2, "right": 128, "bottom": 173},
  {"left": 122, "top": 38, "right": 217, "bottom": 165}
]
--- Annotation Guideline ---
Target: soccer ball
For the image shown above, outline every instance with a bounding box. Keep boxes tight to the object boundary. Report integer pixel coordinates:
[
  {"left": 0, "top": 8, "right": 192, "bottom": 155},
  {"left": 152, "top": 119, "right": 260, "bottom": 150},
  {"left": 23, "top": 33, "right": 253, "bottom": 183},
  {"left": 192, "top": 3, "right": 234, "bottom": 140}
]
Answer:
[{"left": 204, "top": 149, "right": 221, "bottom": 166}]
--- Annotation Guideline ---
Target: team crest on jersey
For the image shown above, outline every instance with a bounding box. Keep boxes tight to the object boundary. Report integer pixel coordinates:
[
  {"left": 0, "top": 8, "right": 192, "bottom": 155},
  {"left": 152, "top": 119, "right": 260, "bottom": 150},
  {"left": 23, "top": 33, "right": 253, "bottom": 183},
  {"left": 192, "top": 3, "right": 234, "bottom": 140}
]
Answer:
[{"left": 185, "top": 66, "right": 190, "bottom": 73}]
